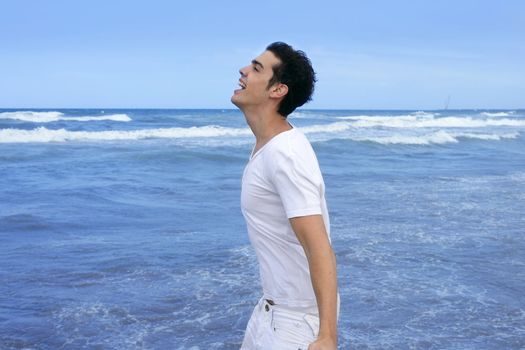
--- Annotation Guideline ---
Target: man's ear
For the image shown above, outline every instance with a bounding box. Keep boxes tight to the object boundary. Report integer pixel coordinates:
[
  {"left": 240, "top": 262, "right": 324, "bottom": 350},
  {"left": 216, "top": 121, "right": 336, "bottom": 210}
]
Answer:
[{"left": 270, "top": 83, "right": 288, "bottom": 99}]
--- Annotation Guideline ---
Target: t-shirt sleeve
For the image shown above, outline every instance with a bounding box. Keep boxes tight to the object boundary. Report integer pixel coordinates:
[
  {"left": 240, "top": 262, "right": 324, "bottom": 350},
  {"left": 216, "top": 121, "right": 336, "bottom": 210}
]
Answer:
[{"left": 271, "top": 148, "right": 323, "bottom": 219}]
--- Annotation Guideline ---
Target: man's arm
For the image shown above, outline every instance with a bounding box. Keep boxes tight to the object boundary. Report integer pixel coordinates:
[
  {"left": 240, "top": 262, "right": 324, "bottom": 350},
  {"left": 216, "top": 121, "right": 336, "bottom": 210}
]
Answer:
[{"left": 290, "top": 214, "right": 338, "bottom": 349}]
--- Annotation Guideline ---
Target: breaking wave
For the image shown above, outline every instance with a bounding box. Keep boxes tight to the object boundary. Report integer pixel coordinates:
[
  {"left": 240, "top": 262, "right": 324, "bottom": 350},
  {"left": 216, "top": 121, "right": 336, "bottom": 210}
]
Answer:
[
  {"left": 349, "top": 131, "right": 520, "bottom": 145},
  {"left": 480, "top": 111, "right": 516, "bottom": 117},
  {"left": 0, "top": 111, "right": 131, "bottom": 122},
  {"left": 0, "top": 125, "right": 251, "bottom": 143},
  {"left": 337, "top": 115, "right": 525, "bottom": 128},
  {"left": 0, "top": 124, "right": 520, "bottom": 145}
]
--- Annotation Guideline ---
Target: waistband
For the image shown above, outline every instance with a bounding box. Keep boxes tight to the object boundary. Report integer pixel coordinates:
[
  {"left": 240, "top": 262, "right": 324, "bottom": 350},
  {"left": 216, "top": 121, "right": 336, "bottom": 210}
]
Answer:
[
  {"left": 259, "top": 294, "right": 341, "bottom": 320},
  {"left": 258, "top": 297, "right": 319, "bottom": 315}
]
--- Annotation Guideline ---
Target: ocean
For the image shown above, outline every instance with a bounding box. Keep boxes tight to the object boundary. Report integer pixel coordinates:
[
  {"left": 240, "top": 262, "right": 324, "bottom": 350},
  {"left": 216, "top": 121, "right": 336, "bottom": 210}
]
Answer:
[{"left": 1, "top": 108, "right": 524, "bottom": 349}]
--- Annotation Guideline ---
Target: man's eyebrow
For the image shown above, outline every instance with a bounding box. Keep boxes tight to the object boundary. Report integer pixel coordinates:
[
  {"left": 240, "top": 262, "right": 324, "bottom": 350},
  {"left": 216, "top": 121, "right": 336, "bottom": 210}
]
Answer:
[{"left": 251, "top": 59, "right": 264, "bottom": 70}]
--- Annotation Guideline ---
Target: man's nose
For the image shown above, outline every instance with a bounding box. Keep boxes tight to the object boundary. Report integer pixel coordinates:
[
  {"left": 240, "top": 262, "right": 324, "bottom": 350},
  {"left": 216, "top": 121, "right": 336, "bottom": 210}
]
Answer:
[{"left": 239, "top": 66, "right": 248, "bottom": 77}]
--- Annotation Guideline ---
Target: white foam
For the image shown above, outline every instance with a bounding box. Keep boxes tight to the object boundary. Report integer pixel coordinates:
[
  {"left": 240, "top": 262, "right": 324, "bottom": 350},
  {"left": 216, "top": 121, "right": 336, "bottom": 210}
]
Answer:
[
  {"left": 0, "top": 111, "right": 63, "bottom": 122},
  {"left": 453, "top": 132, "right": 520, "bottom": 141},
  {"left": 480, "top": 111, "right": 515, "bottom": 117},
  {"left": 0, "top": 111, "right": 131, "bottom": 122},
  {"left": 0, "top": 122, "right": 354, "bottom": 144},
  {"left": 0, "top": 125, "right": 252, "bottom": 143},
  {"left": 0, "top": 122, "right": 520, "bottom": 145},
  {"left": 63, "top": 114, "right": 131, "bottom": 122},
  {"left": 347, "top": 131, "right": 520, "bottom": 145},
  {"left": 354, "top": 130, "right": 458, "bottom": 145},
  {"left": 412, "top": 111, "right": 440, "bottom": 117},
  {"left": 300, "top": 121, "right": 352, "bottom": 133},
  {"left": 289, "top": 111, "right": 310, "bottom": 118},
  {"left": 336, "top": 115, "right": 525, "bottom": 128}
]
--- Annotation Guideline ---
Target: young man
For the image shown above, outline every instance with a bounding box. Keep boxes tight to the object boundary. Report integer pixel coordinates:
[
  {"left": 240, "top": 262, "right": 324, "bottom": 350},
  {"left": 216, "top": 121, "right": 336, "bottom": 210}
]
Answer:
[{"left": 231, "top": 42, "right": 339, "bottom": 350}]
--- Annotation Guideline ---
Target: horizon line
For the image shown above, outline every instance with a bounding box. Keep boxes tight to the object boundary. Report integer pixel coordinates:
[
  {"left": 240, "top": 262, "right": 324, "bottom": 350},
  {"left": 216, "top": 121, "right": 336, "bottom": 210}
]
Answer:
[{"left": 1, "top": 107, "right": 524, "bottom": 111}]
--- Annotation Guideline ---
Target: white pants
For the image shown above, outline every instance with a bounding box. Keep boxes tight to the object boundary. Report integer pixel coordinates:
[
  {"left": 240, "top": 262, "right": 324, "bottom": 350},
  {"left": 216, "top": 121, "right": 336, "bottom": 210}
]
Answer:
[{"left": 240, "top": 298, "right": 320, "bottom": 350}]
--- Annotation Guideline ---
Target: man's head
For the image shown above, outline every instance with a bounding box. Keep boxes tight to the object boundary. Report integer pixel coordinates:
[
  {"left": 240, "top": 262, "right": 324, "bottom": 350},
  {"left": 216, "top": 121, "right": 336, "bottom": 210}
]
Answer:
[
  {"left": 231, "top": 42, "right": 316, "bottom": 117},
  {"left": 265, "top": 42, "right": 316, "bottom": 117}
]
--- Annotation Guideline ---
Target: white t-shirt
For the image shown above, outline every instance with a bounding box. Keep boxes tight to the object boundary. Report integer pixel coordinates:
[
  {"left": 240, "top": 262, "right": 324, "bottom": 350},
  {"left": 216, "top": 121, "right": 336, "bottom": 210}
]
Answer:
[{"left": 241, "top": 127, "right": 330, "bottom": 308}]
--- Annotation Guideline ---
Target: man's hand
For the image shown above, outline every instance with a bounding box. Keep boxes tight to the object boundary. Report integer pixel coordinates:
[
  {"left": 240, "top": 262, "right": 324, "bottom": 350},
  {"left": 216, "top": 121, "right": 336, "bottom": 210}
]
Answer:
[
  {"left": 308, "top": 336, "right": 337, "bottom": 350},
  {"left": 290, "top": 215, "right": 338, "bottom": 350}
]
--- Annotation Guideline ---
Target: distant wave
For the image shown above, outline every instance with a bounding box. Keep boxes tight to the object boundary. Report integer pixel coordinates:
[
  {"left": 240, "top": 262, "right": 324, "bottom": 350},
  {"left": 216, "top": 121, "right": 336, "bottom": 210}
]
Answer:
[
  {"left": 0, "top": 123, "right": 356, "bottom": 144},
  {"left": 289, "top": 111, "right": 310, "bottom": 119},
  {"left": 0, "top": 126, "right": 251, "bottom": 143},
  {"left": 300, "top": 122, "right": 352, "bottom": 133},
  {"left": 0, "top": 124, "right": 519, "bottom": 145},
  {"left": 480, "top": 111, "right": 516, "bottom": 117},
  {"left": 0, "top": 111, "right": 131, "bottom": 122},
  {"left": 350, "top": 131, "right": 520, "bottom": 145},
  {"left": 411, "top": 111, "right": 440, "bottom": 118},
  {"left": 336, "top": 115, "right": 525, "bottom": 128}
]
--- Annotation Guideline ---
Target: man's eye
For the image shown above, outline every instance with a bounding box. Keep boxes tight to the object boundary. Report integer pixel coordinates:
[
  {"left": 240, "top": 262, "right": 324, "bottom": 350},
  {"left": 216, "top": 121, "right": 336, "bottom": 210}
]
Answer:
[{"left": 253, "top": 66, "right": 259, "bottom": 72}]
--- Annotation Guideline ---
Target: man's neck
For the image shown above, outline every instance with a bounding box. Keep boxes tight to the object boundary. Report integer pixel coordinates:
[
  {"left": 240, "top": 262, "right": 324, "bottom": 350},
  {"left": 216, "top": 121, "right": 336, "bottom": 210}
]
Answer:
[{"left": 242, "top": 107, "right": 292, "bottom": 153}]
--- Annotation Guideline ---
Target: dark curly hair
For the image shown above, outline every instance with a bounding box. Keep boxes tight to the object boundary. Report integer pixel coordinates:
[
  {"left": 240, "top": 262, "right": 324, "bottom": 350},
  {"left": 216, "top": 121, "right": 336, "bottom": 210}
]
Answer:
[{"left": 266, "top": 42, "right": 317, "bottom": 117}]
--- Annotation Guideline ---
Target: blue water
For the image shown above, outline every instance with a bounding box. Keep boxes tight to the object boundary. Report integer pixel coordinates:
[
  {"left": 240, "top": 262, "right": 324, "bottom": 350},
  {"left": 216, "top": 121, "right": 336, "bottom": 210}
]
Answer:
[{"left": 1, "top": 109, "right": 524, "bottom": 349}]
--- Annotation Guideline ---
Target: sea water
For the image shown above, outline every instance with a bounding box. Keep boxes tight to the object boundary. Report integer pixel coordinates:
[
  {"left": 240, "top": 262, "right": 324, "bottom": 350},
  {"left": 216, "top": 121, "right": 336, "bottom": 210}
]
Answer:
[{"left": 1, "top": 109, "right": 524, "bottom": 349}]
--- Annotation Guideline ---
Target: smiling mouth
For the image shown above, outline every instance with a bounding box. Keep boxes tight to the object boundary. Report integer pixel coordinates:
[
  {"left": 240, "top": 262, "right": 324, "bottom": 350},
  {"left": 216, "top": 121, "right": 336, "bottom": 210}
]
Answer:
[{"left": 238, "top": 80, "right": 246, "bottom": 89}]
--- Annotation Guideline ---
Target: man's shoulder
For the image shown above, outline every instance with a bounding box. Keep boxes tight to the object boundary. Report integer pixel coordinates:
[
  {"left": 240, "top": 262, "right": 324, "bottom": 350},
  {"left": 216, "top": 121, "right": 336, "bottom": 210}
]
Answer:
[
  {"left": 268, "top": 128, "right": 312, "bottom": 152},
  {"left": 263, "top": 128, "right": 318, "bottom": 170}
]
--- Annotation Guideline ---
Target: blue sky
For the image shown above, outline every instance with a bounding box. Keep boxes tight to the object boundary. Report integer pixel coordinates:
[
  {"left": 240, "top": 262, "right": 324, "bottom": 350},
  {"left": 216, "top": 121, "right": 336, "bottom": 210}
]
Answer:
[{"left": 1, "top": 0, "right": 524, "bottom": 109}]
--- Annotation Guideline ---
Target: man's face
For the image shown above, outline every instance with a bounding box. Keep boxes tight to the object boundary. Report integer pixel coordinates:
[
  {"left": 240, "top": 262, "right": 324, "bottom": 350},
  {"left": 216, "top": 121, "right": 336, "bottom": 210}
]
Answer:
[{"left": 231, "top": 50, "right": 281, "bottom": 109}]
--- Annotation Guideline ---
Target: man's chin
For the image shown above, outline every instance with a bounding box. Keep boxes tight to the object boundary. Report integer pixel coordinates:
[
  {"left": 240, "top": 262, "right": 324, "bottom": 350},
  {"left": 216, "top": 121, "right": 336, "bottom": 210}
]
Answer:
[{"left": 231, "top": 94, "right": 242, "bottom": 108}]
